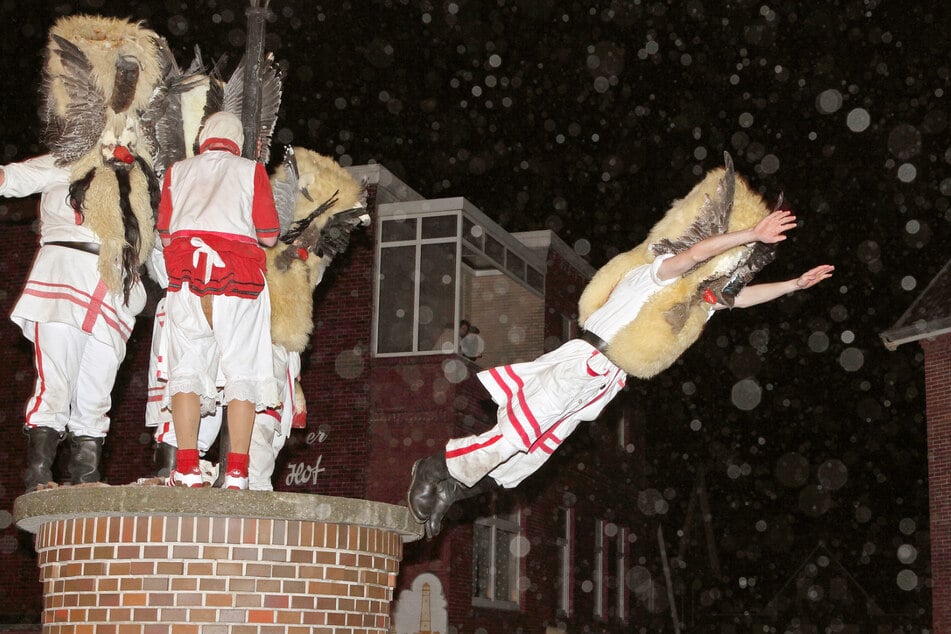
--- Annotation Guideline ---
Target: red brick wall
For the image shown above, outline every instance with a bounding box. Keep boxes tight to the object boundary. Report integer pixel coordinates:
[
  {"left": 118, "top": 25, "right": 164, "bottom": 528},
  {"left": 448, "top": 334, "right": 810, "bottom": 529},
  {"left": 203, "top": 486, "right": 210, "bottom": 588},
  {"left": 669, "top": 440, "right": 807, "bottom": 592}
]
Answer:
[
  {"left": 923, "top": 335, "right": 951, "bottom": 632},
  {"left": 0, "top": 204, "right": 58, "bottom": 623},
  {"left": 33, "top": 514, "right": 401, "bottom": 633},
  {"left": 276, "top": 185, "right": 378, "bottom": 498},
  {"left": 466, "top": 272, "right": 543, "bottom": 367}
]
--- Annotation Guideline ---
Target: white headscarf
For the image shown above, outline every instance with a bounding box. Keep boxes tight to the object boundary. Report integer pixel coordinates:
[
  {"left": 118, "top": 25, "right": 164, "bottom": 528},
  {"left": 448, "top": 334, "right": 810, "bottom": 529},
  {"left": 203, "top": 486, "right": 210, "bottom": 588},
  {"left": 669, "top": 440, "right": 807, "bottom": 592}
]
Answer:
[{"left": 198, "top": 111, "right": 244, "bottom": 151}]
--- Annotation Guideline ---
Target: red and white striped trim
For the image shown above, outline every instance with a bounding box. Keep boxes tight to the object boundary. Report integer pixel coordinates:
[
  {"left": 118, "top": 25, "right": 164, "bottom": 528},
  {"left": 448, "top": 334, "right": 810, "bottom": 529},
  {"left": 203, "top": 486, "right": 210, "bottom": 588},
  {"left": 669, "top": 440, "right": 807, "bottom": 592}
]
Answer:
[
  {"left": 485, "top": 365, "right": 542, "bottom": 450},
  {"left": 21, "top": 279, "right": 134, "bottom": 340}
]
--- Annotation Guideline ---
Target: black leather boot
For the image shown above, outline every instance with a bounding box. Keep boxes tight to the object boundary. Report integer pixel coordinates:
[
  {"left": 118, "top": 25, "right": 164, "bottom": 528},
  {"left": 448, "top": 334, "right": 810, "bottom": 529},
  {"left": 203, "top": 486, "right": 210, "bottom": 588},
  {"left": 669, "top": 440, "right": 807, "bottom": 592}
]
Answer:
[
  {"left": 153, "top": 441, "right": 177, "bottom": 478},
  {"left": 426, "top": 476, "right": 495, "bottom": 539},
  {"left": 23, "top": 426, "right": 63, "bottom": 492},
  {"left": 407, "top": 452, "right": 450, "bottom": 523},
  {"left": 212, "top": 423, "right": 231, "bottom": 488},
  {"left": 68, "top": 433, "right": 104, "bottom": 484}
]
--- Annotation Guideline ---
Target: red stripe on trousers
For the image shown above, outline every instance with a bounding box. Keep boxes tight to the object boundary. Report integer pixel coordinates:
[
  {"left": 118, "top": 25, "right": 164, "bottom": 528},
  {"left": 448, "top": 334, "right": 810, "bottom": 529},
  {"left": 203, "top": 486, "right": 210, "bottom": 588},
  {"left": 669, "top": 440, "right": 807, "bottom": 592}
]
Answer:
[
  {"left": 487, "top": 367, "right": 532, "bottom": 449},
  {"left": 503, "top": 365, "right": 544, "bottom": 441},
  {"left": 446, "top": 433, "right": 505, "bottom": 458},
  {"left": 24, "top": 322, "right": 46, "bottom": 426},
  {"left": 529, "top": 372, "right": 621, "bottom": 455}
]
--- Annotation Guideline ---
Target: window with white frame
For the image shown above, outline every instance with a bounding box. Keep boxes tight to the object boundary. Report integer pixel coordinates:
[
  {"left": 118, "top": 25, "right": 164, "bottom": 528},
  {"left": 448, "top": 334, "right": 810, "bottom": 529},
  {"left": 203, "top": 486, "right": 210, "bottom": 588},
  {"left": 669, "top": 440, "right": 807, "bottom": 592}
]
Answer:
[
  {"left": 472, "top": 510, "right": 521, "bottom": 610},
  {"left": 617, "top": 410, "right": 628, "bottom": 451},
  {"left": 374, "top": 205, "right": 547, "bottom": 360},
  {"left": 556, "top": 506, "right": 574, "bottom": 616},
  {"left": 595, "top": 521, "right": 628, "bottom": 621},
  {"left": 607, "top": 525, "right": 628, "bottom": 622},
  {"left": 376, "top": 213, "right": 459, "bottom": 355},
  {"left": 594, "top": 519, "right": 605, "bottom": 619}
]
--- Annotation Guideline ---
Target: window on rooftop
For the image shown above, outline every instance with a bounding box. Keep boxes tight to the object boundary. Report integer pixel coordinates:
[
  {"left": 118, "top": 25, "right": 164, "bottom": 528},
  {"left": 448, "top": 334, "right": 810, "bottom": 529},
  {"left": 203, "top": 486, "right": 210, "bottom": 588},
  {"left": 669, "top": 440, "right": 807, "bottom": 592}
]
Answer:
[
  {"left": 506, "top": 250, "right": 526, "bottom": 280},
  {"left": 422, "top": 214, "right": 457, "bottom": 239},
  {"left": 375, "top": 209, "right": 547, "bottom": 363},
  {"left": 376, "top": 215, "right": 458, "bottom": 355},
  {"left": 485, "top": 233, "right": 505, "bottom": 263}
]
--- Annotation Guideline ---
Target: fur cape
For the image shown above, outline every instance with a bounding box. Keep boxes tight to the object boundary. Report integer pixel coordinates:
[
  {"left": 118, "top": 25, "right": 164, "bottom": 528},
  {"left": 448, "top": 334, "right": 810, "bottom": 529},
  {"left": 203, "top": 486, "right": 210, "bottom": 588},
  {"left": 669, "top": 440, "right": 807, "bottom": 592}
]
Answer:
[
  {"left": 69, "top": 150, "right": 156, "bottom": 298},
  {"left": 40, "top": 15, "right": 164, "bottom": 300},
  {"left": 577, "top": 164, "right": 771, "bottom": 379},
  {"left": 266, "top": 149, "right": 364, "bottom": 353},
  {"left": 42, "top": 15, "right": 165, "bottom": 165}
]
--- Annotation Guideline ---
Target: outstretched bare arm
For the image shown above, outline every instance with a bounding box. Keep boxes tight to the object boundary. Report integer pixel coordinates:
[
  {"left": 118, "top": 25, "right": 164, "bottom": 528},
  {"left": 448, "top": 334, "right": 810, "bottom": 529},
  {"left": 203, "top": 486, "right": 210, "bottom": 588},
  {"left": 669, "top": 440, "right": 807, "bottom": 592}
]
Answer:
[
  {"left": 726, "top": 264, "right": 835, "bottom": 309},
  {"left": 656, "top": 210, "right": 797, "bottom": 281}
]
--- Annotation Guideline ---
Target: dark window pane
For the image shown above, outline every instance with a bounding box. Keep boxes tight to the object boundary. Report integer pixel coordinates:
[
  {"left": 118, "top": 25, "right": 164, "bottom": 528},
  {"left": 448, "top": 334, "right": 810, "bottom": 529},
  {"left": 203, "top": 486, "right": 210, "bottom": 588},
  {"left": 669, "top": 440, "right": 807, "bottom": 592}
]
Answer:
[
  {"left": 473, "top": 523, "right": 492, "bottom": 599},
  {"left": 377, "top": 246, "right": 416, "bottom": 353},
  {"left": 485, "top": 234, "right": 505, "bottom": 263},
  {"left": 380, "top": 218, "right": 417, "bottom": 242},
  {"left": 463, "top": 216, "right": 483, "bottom": 248},
  {"left": 421, "top": 214, "right": 458, "bottom": 239},
  {"left": 527, "top": 266, "right": 544, "bottom": 292},
  {"left": 506, "top": 251, "right": 526, "bottom": 279},
  {"left": 495, "top": 529, "right": 514, "bottom": 602},
  {"left": 418, "top": 242, "right": 456, "bottom": 351}
]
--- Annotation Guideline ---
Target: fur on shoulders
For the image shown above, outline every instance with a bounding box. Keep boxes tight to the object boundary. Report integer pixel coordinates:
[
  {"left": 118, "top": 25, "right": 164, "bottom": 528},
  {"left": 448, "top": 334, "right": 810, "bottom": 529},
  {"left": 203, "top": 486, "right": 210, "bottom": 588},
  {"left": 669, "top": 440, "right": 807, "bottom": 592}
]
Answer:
[
  {"left": 267, "top": 148, "right": 363, "bottom": 352},
  {"left": 578, "top": 163, "right": 771, "bottom": 378}
]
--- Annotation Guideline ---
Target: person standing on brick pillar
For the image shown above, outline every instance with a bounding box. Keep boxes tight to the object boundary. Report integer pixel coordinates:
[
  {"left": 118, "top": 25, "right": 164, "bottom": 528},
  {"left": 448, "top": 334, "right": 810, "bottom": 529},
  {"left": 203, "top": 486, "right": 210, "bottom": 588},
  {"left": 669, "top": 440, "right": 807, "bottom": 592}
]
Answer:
[
  {"left": 408, "top": 154, "right": 835, "bottom": 538},
  {"left": 157, "top": 111, "right": 281, "bottom": 489},
  {"left": 3, "top": 14, "right": 162, "bottom": 493},
  {"left": 1, "top": 153, "right": 153, "bottom": 492}
]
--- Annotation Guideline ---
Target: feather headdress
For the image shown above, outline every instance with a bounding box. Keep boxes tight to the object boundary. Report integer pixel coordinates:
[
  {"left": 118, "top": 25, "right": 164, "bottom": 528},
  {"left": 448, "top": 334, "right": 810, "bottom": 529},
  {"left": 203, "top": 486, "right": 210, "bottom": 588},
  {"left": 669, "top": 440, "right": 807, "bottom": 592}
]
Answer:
[
  {"left": 41, "top": 15, "right": 164, "bottom": 164},
  {"left": 39, "top": 15, "right": 164, "bottom": 302},
  {"left": 140, "top": 45, "right": 283, "bottom": 171},
  {"left": 577, "top": 153, "right": 773, "bottom": 378}
]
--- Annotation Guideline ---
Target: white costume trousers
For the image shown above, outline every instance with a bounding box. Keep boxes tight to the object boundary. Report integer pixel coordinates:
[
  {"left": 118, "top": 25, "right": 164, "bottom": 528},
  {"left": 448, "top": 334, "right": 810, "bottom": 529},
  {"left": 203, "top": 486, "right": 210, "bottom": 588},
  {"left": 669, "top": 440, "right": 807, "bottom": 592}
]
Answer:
[
  {"left": 249, "top": 347, "right": 301, "bottom": 491},
  {"left": 24, "top": 321, "right": 119, "bottom": 437},
  {"left": 446, "top": 339, "right": 626, "bottom": 489},
  {"left": 147, "top": 296, "right": 223, "bottom": 452},
  {"left": 164, "top": 282, "right": 279, "bottom": 411}
]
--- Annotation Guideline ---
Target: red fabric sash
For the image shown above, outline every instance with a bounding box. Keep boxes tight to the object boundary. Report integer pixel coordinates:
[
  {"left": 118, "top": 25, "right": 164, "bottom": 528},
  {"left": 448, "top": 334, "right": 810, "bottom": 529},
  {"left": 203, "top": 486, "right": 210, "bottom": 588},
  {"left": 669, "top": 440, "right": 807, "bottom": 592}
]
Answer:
[{"left": 164, "top": 234, "right": 267, "bottom": 298}]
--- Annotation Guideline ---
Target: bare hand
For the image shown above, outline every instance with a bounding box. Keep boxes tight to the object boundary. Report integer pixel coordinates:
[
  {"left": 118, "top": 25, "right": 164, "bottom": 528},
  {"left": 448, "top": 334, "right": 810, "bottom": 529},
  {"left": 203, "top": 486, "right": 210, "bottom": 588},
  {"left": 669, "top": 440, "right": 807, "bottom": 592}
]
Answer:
[
  {"left": 752, "top": 210, "right": 797, "bottom": 244},
  {"left": 796, "top": 264, "right": 835, "bottom": 289}
]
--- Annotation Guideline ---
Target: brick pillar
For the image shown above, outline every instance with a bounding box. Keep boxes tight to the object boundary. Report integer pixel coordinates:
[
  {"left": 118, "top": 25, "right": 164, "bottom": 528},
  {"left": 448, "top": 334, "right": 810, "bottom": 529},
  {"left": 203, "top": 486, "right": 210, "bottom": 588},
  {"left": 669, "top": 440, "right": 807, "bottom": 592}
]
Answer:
[
  {"left": 924, "top": 335, "right": 951, "bottom": 633},
  {"left": 14, "top": 487, "right": 422, "bottom": 634}
]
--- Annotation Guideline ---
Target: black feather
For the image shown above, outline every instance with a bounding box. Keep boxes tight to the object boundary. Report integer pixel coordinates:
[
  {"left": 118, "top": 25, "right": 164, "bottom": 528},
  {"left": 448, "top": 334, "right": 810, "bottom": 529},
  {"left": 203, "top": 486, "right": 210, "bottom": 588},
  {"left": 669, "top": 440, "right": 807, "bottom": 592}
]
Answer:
[{"left": 279, "top": 192, "right": 340, "bottom": 244}]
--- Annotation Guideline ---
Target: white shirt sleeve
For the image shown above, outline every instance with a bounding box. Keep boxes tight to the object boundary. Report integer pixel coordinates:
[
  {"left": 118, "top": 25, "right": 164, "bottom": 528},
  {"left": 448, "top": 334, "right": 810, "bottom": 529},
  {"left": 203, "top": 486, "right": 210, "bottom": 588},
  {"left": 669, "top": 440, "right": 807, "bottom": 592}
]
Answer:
[
  {"left": 648, "top": 252, "right": 679, "bottom": 287},
  {"left": 0, "top": 155, "right": 68, "bottom": 198}
]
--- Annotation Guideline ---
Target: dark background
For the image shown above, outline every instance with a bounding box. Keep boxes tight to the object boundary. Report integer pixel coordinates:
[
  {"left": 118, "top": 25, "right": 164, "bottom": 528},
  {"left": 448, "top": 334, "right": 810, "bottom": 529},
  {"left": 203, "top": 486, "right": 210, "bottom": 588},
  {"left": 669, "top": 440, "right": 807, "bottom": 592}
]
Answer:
[{"left": 0, "top": 0, "right": 946, "bottom": 624}]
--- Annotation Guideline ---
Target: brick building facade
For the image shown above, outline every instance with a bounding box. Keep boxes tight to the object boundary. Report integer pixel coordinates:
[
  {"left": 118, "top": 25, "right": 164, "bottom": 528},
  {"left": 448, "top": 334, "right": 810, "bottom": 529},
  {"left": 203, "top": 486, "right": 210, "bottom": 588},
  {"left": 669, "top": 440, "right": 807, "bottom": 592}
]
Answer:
[{"left": 882, "top": 258, "right": 951, "bottom": 633}]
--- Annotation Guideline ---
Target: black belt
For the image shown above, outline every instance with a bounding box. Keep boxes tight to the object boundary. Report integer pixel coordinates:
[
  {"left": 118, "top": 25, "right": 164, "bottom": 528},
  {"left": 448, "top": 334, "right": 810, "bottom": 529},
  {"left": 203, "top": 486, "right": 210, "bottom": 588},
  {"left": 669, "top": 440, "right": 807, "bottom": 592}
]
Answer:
[
  {"left": 46, "top": 241, "right": 101, "bottom": 255},
  {"left": 580, "top": 330, "right": 609, "bottom": 354}
]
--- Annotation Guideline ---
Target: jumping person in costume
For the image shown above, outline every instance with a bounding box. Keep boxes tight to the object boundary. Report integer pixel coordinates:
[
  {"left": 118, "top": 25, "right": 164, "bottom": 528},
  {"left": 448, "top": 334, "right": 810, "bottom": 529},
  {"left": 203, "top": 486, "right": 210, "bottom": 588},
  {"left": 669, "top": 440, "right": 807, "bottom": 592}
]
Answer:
[
  {"left": 408, "top": 154, "right": 834, "bottom": 538},
  {"left": 157, "top": 111, "right": 281, "bottom": 489}
]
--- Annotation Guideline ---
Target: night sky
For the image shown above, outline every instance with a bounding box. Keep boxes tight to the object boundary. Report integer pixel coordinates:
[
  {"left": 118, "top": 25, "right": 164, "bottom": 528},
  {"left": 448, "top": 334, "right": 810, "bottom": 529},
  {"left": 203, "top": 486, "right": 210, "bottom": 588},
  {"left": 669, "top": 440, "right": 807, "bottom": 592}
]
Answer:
[{"left": 0, "top": 0, "right": 947, "bottom": 624}]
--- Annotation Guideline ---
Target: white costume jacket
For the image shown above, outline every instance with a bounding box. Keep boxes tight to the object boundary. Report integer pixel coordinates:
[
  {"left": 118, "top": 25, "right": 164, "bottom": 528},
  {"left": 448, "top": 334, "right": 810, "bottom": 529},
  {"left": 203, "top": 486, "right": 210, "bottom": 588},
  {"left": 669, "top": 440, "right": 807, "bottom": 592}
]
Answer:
[{"left": 3, "top": 155, "right": 145, "bottom": 353}]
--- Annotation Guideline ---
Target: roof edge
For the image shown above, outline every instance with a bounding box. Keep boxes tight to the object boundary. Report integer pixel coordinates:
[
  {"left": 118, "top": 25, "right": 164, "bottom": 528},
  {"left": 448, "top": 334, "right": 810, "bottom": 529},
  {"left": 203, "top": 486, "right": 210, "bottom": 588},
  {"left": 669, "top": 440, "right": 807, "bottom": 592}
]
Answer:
[{"left": 880, "top": 318, "right": 951, "bottom": 350}]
